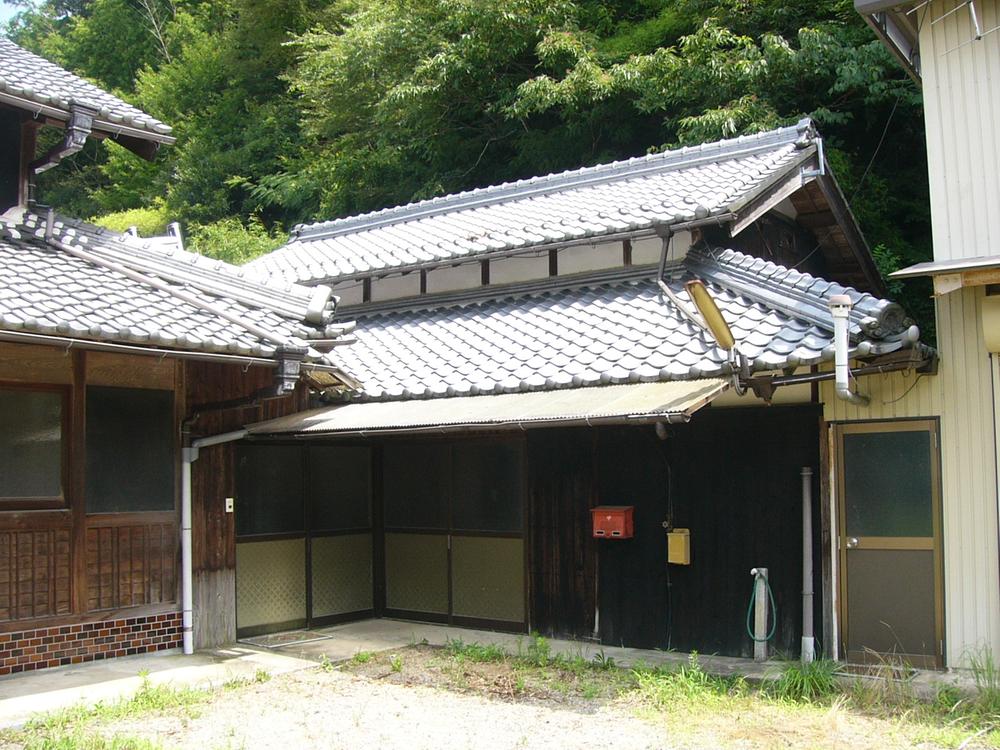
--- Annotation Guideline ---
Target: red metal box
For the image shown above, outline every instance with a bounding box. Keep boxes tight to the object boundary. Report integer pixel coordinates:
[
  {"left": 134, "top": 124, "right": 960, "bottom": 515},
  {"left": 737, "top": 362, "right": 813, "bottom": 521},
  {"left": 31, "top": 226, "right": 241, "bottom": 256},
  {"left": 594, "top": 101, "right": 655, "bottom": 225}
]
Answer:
[{"left": 591, "top": 505, "right": 634, "bottom": 539}]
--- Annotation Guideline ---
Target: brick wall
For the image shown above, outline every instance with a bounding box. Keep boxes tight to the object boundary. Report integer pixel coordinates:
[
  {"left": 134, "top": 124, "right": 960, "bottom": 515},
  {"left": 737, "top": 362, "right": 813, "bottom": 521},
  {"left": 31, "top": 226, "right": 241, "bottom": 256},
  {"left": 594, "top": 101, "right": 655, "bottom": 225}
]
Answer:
[{"left": 0, "top": 612, "right": 181, "bottom": 676}]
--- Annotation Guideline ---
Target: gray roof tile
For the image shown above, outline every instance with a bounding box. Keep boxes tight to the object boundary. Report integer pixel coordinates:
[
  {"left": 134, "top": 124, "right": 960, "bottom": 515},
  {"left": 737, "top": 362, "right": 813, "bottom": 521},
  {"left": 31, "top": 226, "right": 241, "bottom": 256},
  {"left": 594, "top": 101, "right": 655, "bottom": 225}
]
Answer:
[
  {"left": 335, "top": 245, "right": 916, "bottom": 402},
  {"left": 247, "top": 120, "right": 818, "bottom": 286},
  {"left": 0, "top": 38, "right": 173, "bottom": 141},
  {"left": 0, "top": 211, "right": 356, "bottom": 372}
]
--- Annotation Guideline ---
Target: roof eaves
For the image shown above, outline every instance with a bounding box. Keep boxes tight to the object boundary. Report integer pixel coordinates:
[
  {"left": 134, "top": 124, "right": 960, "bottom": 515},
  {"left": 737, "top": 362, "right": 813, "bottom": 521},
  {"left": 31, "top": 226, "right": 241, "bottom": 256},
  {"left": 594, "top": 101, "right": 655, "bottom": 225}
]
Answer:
[
  {"left": 17, "top": 211, "right": 337, "bottom": 326},
  {"left": 686, "top": 245, "right": 908, "bottom": 341},
  {"left": 289, "top": 119, "right": 815, "bottom": 244}
]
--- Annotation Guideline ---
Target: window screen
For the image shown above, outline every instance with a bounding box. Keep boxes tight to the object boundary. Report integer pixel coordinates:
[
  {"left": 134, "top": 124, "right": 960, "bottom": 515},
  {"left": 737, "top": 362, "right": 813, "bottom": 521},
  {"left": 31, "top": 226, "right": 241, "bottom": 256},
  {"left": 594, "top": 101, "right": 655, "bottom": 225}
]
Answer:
[
  {"left": 236, "top": 445, "right": 304, "bottom": 536},
  {"left": 452, "top": 441, "right": 524, "bottom": 532},
  {"left": 0, "top": 388, "right": 63, "bottom": 500},
  {"left": 86, "top": 387, "right": 174, "bottom": 513},
  {"left": 383, "top": 443, "right": 449, "bottom": 529},
  {"left": 308, "top": 446, "right": 371, "bottom": 530}
]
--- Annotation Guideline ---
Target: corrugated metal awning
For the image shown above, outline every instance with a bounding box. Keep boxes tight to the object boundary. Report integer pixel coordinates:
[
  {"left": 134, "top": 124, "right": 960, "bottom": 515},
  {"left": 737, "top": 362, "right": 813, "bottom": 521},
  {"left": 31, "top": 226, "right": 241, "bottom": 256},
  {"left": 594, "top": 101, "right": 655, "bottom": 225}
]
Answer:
[
  {"left": 891, "top": 255, "right": 1000, "bottom": 278},
  {"left": 247, "top": 379, "right": 729, "bottom": 437}
]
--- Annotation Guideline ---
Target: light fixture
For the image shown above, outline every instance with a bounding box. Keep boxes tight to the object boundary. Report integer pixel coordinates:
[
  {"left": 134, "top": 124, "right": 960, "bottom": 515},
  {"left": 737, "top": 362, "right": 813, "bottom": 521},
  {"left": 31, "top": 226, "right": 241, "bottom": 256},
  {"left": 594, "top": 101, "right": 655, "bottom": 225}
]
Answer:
[{"left": 684, "top": 280, "right": 735, "bottom": 351}]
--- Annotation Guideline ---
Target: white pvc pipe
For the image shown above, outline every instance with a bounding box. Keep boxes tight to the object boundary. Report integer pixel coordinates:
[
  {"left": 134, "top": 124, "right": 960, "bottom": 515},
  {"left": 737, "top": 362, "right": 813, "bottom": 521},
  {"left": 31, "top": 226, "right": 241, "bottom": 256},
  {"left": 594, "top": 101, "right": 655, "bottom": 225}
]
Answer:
[
  {"left": 828, "top": 294, "right": 869, "bottom": 406},
  {"left": 181, "top": 447, "right": 196, "bottom": 655},
  {"left": 180, "top": 429, "right": 250, "bottom": 655},
  {"left": 801, "top": 466, "right": 815, "bottom": 663}
]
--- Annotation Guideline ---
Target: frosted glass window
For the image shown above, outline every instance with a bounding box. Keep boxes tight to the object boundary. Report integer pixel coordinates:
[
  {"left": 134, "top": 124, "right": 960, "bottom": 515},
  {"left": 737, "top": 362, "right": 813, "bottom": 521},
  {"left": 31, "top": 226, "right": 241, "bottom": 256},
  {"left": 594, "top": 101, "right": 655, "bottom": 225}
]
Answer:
[
  {"left": 309, "top": 446, "right": 371, "bottom": 530},
  {"left": 452, "top": 441, "right": 523, "bottom": 532},
  {"left": 844, "top": 430, "right": 932, "bottom": 537},
  {"left": 0, "top": 389, "right": 63, "bottom": 500},
  {"left": 383, "top": 443, "right": 449, "bottom": 529},
  {"left": 86, "top": 387, "right": 174, "bottom": 513},
  {"left": 236, "top": 445, "right": 304, "bottom": 535}
]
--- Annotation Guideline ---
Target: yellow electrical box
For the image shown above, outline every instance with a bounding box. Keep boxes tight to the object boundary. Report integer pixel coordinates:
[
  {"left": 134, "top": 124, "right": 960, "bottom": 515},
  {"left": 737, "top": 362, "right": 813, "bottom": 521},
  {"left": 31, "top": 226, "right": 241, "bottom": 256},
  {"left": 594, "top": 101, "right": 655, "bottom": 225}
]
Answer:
[{"left": 667, "top": 528, "right": 691, "bottom": 565}]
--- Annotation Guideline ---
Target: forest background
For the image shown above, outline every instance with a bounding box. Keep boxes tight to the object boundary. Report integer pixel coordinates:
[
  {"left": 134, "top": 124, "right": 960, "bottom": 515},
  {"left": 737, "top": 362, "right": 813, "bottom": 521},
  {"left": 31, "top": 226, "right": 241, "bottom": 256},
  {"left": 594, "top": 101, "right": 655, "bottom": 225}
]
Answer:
[{"left": 5, "top": 0, "right": 933, "bottom": 331}]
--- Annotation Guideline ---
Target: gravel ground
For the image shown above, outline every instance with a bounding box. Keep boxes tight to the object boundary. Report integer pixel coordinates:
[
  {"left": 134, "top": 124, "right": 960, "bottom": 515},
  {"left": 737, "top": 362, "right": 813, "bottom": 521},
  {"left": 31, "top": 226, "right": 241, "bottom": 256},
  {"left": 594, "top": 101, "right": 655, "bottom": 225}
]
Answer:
[{"left": 113, "top": 668, "right": 672, "bottom": 750}]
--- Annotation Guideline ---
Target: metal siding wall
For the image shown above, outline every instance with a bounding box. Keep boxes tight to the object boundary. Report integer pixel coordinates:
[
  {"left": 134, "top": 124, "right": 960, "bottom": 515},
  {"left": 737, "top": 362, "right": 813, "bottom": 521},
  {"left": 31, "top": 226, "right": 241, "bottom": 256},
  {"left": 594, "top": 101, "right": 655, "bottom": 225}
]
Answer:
[
  {"left": 821, "top": 287, "right": 1000, "bottom": 665},
  {"left": 921, "top": 0, "right": 1000, "bottom": 261},
  {"left": 937, "top": 288, "right": 1000, "bottom": 665}
]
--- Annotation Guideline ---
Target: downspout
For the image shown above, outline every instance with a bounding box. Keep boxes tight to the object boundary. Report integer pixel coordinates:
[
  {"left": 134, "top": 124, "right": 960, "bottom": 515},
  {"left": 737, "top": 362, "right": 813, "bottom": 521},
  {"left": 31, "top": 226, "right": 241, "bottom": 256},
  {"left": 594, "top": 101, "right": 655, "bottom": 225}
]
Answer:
[
  {"left": 801, "top": 467, "right": 815, "bottom": 663},
  {"left": 828, "top": 294, "right": 870, "bottom": 406},
  {"left": 180, "top": 427, "right": 248, "bottom": 655},
  {"left": 30, "top": 104, "right": 97, "bottom": 174}
]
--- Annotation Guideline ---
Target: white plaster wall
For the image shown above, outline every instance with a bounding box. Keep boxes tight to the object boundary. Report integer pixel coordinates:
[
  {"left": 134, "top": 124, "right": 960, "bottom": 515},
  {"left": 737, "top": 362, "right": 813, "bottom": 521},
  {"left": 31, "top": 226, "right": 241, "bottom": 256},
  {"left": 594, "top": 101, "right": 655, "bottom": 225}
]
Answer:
[
  {"left": 557, "top": 241, "right": 623, "bottom": 275},
  {"left": 426, "top": 262, "right": 483, "bottom": 294},
  {"left": 371, "top": 272, "right": 421, "bottom": 302},
  {"left": 332, "top": 280, "right": 364, "bottom": 307},
  {"left": 490, "top": 253, "right": 550, "bottom": 285}
]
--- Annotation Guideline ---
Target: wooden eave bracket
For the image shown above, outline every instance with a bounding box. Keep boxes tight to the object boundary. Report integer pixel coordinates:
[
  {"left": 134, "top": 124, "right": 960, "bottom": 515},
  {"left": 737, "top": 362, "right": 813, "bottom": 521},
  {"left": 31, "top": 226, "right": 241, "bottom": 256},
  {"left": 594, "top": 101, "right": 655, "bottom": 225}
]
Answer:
[{"left": 932, "top": 267, "right": 1000, "bottom": 295}]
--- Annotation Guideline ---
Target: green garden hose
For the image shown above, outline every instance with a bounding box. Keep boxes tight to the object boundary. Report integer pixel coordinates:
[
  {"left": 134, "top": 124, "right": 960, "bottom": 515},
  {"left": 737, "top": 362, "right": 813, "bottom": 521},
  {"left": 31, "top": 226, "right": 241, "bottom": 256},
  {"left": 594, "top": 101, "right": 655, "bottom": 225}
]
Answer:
[{"left": 745, "top": 575, "right": 777, "bottom": 642}]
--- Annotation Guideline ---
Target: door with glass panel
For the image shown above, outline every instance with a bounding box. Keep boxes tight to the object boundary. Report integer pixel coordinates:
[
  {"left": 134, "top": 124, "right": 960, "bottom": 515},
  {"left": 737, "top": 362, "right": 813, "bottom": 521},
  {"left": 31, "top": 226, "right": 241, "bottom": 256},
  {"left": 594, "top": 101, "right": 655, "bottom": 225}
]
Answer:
[
  {"left": 382, "top": 439, "right": 526, "bottom": 630},
  {"left": 835, "top": 420, "right": 943, "bottom": 668},
  {"left": 235, "top": 444, "right": 373, "bottom": 637}
]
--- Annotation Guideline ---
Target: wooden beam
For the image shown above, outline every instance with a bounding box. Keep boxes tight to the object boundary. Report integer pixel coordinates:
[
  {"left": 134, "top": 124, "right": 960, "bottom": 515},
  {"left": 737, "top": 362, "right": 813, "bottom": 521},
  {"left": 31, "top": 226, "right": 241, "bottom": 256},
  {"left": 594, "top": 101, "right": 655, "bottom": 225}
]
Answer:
[
  {"left": 795, "top": 210, "right": 836, "bottom": 230},
  {"left": 814, "top": 173, "right": 886, "bottom": 296},
  {"left": 933, "top": 267, "right": 1000, "bottom": 295},
  {"left": 729, "top": 150, "right": 813, "bottom": 237},
  {"left": 69, "top": 350, "right": 87, "bottom": 615}
]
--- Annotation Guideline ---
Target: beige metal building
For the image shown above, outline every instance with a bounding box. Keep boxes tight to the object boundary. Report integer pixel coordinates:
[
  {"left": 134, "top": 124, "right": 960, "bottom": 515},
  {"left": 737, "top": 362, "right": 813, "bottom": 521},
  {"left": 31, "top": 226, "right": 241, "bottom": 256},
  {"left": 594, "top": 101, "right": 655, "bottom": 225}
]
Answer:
[{"left": 855, "top": 0, "right": 1000, "bottom": 665}]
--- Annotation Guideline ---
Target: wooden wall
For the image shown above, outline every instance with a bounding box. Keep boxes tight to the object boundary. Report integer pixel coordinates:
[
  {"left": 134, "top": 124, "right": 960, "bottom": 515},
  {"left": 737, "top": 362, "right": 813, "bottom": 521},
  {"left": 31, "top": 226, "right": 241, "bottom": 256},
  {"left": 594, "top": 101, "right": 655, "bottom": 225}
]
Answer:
[
  {"left": 0, "top": 344, "right": 180, "bottom": 630},
  {"left": 184, "top": 360, "right": 310, "bottom": 648},
  {"left": 526, "top": 405, "right": 822, "bottom": 658},
  {"left": 526, "top": 429, "right": 598, "bottom": 639}
]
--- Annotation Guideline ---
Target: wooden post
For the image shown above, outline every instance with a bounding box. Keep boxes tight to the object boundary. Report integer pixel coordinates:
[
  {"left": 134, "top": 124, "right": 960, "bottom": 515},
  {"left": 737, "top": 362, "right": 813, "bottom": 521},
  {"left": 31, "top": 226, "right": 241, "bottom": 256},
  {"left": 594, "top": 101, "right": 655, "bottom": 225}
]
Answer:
[{"left": 754, "top": 567, "right": 769, "bottom": 662}]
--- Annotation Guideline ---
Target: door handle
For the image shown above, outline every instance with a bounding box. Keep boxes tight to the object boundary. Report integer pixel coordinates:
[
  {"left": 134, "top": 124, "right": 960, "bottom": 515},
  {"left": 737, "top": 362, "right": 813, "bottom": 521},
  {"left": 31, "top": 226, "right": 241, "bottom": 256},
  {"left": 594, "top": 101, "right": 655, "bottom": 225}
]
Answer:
[{"left": 846, "top": 537, "right": 859, "bottom": 549}]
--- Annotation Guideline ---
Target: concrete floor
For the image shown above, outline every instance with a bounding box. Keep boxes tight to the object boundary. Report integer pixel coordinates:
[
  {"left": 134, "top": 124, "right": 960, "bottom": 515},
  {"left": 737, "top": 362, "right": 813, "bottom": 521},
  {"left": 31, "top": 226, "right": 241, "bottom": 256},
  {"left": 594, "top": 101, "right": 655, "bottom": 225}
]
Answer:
[{"left": 0, "top": 617, "right": 976, "bottom": 729}]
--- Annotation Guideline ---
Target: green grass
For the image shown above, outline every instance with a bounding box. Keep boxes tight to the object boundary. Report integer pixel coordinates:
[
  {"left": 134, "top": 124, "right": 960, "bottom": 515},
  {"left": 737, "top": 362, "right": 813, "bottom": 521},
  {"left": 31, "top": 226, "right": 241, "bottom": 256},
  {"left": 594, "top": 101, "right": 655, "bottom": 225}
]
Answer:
[
  {"left": 1, "top": 675, "right": 212, "bottom": 750},
  {"left": 769, "top": 658, "right": 839, "bottom": 701},
  {"left": 444, "top": 638, "right": 508, "bottom": 664},
  {"left": 350, "top": 650, "right": 375, "bottom": 665}
]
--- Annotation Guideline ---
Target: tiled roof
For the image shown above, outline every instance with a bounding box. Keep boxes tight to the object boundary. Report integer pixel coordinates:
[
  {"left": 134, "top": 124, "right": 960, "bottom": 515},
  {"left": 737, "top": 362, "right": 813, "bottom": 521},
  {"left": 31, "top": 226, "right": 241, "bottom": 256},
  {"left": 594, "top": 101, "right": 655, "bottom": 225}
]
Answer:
[
  {"left": 0, "top": 210, "right": 354, "bottom": 367},
  {"left": 0, "top": 38, "right": 172, "bottom": 141},
  {"left": 247, "top": 120, "right": 817, "bottom": 286},
  {"left": 336, "top": 246, "right": 916, "bottom": 402}
]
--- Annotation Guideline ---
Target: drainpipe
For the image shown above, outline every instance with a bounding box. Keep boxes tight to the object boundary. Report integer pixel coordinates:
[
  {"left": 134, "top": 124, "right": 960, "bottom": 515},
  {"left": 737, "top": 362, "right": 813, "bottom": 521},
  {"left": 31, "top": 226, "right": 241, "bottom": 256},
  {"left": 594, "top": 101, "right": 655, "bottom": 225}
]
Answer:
[
  {"left": 801, "top": 467, "right": 815, "bottom": 664},
  {"left": 828, "top": 294, "right": 869, "bottom": 406},
  {"left": 180, "top": 427, "right": 248, "bottom": 655}
]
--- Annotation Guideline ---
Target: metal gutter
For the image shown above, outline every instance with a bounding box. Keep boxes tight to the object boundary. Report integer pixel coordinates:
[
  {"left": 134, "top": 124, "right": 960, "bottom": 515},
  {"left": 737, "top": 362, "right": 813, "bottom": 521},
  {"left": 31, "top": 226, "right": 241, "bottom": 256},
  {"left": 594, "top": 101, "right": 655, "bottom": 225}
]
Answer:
[
  {"left": 0, "top": 90, "right": 176, "bottom": 144},
  {"left": 344, "top": 262, "right": 673, "bottom": 316},
  {"left": 747, "top": 352, "right": 935, "bottom": 401},
  {"left": 315, "top": 213, "right": 735, "bottom": 292},
  {"left": 0, "top": 329, "right": 345, "bottom": 373}
]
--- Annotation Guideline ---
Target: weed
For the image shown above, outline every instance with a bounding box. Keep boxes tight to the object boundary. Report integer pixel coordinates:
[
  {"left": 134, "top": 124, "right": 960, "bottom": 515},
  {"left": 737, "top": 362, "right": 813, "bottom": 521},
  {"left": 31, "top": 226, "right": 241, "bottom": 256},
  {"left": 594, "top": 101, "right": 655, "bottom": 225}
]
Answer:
[
  {"left": 592, "top": 650, "right": 616, "bottom": 671},
  {"left": 770, "top": 659, "right": 839, "bottom": 702},
  {"left": 444, "top": 638, "right": 508, "bottom": 663},
  {"left": 318, "top": 654, "right": 335, "bottom": 673},
  {"left": 843, "top": 651, "right": 915, "bottom": 708},
  {"left": 580, "top": 682, "right": 601, "bottom": 699},
  {"left": 968, "top": 645, "right": 1000, "bottom": 716},
  {"left": 253, "top": 668, "right": 271, "bottom": 683},
  {"left": 390, "top": 654, "right": 404, "bottom": 673},
  {"left": 526, "top": 633, "right": 550, "bottom": 667},
  {"left": 351, "top": 650, "right": 374, "bottom": 665}
]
